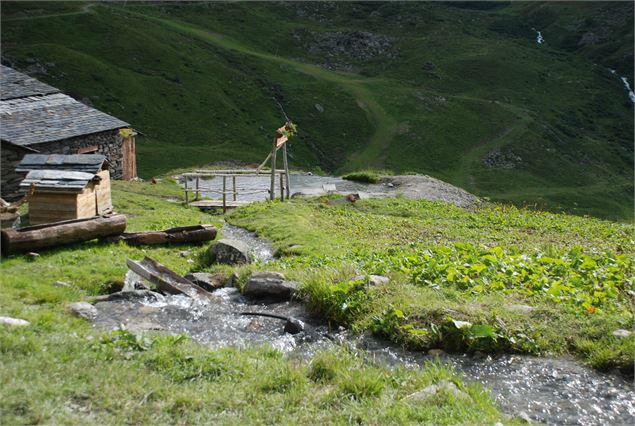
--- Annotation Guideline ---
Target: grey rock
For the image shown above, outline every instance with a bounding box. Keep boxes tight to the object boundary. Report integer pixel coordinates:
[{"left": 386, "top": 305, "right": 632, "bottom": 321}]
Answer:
[
  {"left": 518, "top": 411, "right": 533, "bottom": 423},
  {"left": 368, "top": 275, "right": 389, "bottom": 286},
  {"left": 428, "top": 349, "right": 445, "bottom": 357},
  {"left": 314, "top": 103, "right": 324, "bottom": 113},
  {"left": 508, "top": 304, "right": 535, "bottom": 313},
  {"left": 0, "top": 316, "right": 30, "bottom": 326},
  {"left": 68, "top": 302, "right": 98, "bottom": 321},
  {"left": 53, "top": 281, "right": 71, "bottom": 288},
  {"left": 612, "top": 329, "right": 632, "bottom": 338},
  {"left": 26, "top": 252, "right": 40, "bottom": 261},
  {"left": 243, "top": 271, "right": 299, "bottom": 300},
  {"left": 184, "top": 272, "right": 228, "bottom": 292},
  {"left": 284, "top": 317, "right": 305, "bottom": 334},
  {"left": 92, "top": 290, "right": 166, "bottom": 304},
  {"left": 352, "top": 274, "right": 389, "bottom": 286},
  {"left": 405, "top": 380, "right": 471, "bottom": 402},
  {"left": 208, "top": 239, "right": 252, "bottom": 265}
]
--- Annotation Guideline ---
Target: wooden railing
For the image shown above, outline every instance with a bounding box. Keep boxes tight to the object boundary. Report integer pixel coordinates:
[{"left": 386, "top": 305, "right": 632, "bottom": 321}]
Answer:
[{"left": 182, "top": 169, "right": 288, "bottom": 212}]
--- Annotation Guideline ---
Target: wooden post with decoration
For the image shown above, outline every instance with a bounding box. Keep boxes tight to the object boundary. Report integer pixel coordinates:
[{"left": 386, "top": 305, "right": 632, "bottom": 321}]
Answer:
[{"left": 270, "top": 122, "right": 296, "bottom": 201}]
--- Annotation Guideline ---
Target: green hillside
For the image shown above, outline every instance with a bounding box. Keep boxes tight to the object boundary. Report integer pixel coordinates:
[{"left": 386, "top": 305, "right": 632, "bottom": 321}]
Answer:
[{"left": 1, "top": 1, "right": 633, "bottom": 220}]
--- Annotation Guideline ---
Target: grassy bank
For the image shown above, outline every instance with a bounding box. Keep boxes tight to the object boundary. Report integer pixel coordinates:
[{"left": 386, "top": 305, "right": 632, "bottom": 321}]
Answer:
[
  {"left": 1, "top": 179, "right": 514, "bottom": 425},
  {"left": 227, "top": 196, "right": 635, "bottom": 374}
]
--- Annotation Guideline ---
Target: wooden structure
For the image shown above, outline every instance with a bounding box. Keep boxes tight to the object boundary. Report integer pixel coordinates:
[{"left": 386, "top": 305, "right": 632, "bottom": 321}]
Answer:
[
  {"left": 17, "top": 154, "right": 112, "bottom": 225},
  {"left": 1, "top": 214, "right": 127, "bottom": 256},
  {"left": 182, "top": 122, "right": 295, "bottom": 212},
  {"left": 182, "top": 169, "right": 288, "bottom": 212},
  {"left": 0, "top": 65, "right": 137, "bottom": 199},
  {"left": 106, "top": 224, "right": 217, "bottom": 246}
]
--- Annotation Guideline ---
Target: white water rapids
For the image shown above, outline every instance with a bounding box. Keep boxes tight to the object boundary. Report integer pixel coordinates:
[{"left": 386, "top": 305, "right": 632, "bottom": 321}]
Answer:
[{"left": 610, "top": 69, "right": 635, "bottom": 103}]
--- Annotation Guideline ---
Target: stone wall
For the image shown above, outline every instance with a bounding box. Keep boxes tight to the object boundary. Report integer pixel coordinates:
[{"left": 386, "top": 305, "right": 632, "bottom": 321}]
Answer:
[
  {"left": 1, "top": 142, "right": 31, "bottom": 200},
  {"left": 31, "top": 129, "right": 125, "bottom": 179}
]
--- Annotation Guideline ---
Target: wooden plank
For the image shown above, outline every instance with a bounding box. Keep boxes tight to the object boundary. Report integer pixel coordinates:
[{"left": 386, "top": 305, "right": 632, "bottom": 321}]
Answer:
[
  {"left": 1, "top": 214, "right": 127, "bottom": 255},
  {"left": 126, "top": 257, "right": 212, "bottom": 298},
  {"left": 29, "top": 202, "right": 78, "bottom": 212},
  {"left": 189, "top": 200, "right": 250, "bottom": 209}
]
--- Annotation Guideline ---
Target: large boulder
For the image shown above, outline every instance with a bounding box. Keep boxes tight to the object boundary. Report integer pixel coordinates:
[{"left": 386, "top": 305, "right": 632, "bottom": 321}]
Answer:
[
  {"left": 242, "top": 272, "right": 299, "bottom": 301},
  {"left": 208, "top": 239, "right": 252, "bottom": 265}
]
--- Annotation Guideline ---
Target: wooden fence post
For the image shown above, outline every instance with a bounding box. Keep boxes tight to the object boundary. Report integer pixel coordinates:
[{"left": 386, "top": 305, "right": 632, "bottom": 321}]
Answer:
[
  {"left": 270, "top": 143, "right": 277, "bottom": 201},
  {"left": 222, "top": 176, "right": 227, "bottom": 213},
  {"left": 283, "top": 144, "right": 290, "bottom": 200}
]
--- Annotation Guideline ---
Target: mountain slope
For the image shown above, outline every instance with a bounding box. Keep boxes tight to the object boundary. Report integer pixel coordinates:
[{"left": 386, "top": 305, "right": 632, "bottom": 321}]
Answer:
[{"left": 1, "top": 1, "right": 633, "bottom": 220}]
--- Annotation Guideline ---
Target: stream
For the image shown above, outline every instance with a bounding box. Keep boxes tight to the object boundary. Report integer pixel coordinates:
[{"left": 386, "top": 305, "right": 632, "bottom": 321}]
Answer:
[
  {"left": 91, "top": 227, "right": 634, "bottom": 425},
  {"left": 611, "top": 69, "right": 635, "bottom": 104},
  {"left": 92, "top": 278, "right": 635, "bottom": 425}
]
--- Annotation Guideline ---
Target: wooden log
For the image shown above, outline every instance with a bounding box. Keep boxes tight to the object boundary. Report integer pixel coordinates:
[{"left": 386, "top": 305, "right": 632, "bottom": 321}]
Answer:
[
  {"left": 1, "top": 214, "right": 127, "bottom": 256},
  {"left": 106, "top": 225, "right": 217, "bottom": 246},
  {"left": 126, "top": 256, "right": 211, "bottom": 298}
]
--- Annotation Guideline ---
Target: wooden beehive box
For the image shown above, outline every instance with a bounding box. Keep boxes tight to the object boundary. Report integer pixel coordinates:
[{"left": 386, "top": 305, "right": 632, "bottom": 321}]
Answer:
[{"left": 17, "top": 154, "right": 112, "bottom": 225}]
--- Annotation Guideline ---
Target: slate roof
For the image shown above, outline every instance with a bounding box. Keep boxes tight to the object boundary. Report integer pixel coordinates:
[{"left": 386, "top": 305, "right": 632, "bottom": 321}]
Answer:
[
  {"left": 19, "top": 169, "right": 97, "bottom": 191},
  {"left": 16, "top": 154, "right": 107, "bottom": 174},
  {"left": 0, "top": 66, "right": 130, "bottom": 146},
  {"left": 0, "top": 65, "right": 59, "bottom": 100}
]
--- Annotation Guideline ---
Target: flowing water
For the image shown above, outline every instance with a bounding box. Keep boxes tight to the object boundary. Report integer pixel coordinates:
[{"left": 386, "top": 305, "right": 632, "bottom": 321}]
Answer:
[
  {"left": 532, "top": 28, "right": 544, "bottom": 44},
  {"left": 609, "top": 69, "right": 635, "bottom": 104},
  {"left": 220, "top": 223, "right": 275, "bottom": 262},
  {"left": 92, "top": 228, "right": 635, "bottom": 425}
]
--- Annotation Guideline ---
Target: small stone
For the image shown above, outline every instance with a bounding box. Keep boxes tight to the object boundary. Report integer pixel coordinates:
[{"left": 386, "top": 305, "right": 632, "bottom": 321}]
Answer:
[
  {"left": 26, "top": 252, "right": 40, "bottom": 261},
  {"left": 53, "top": 281, "right": 71, "bottom": 288},
  {"left": 508, "top": 304, "right": 535, "bottom": 313},
  {"left": 67, "top": 302, "right": 98, "bottom": 321},
  {"left": 367, "top": 275, "right": 389, "bottom": 286},
  {"left": 405, "top": 380, "right": 471, "bottom": 402},
  {"left": 208, "top": 239, "right": 252, "bottom": 265},
  {"left": 518, "top": 411, "right": 533, "bottom": 423},
  {"left": 284, "top": 317, "right": 305, "bottom": 334},
  {"left": 387, "top": 182, "right": 394, "bottom": 188},
  {"left": 184, "top": 272, "right": 228, "bottom": 292},
  {"left": 0, "top": 316, "right": 30, "bottom": 327},
  {"left": 179, "top": 250, "right": 191, "bottom": 258},
  {"left": 428, "top": 349, "right": 445, "bottom": 357},
  {"left": 242, "top": 271, "right": 299, "bottom": 301},
  {"left": 314, "top": 103, "right": 324, "bottom": 113},
  {"left": 612, "top": 329, "right": 632, "bottom": 338},
  {"left": 227, "top": 272, "right": 239, "bottom": 287}
]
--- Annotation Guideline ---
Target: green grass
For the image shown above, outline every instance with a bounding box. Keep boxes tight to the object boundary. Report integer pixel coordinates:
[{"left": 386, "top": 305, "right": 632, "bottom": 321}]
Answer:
[
  {"left": 1, "top": 179, "right": 520, "bottom": 424},
  {"left": 342, "top": 169, "right": 389, "bottom": 184},
  {"left": 1, "top": 1, "right": 632, "bottom": 220},
  {"left": 227, "top": 196, "right": 635, "bottom": 374}
]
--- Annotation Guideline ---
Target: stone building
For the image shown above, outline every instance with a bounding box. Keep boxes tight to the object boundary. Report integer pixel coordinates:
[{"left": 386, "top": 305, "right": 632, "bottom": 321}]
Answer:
[{"left": 1, "top": 65, "right": 136, "bottom": 200}]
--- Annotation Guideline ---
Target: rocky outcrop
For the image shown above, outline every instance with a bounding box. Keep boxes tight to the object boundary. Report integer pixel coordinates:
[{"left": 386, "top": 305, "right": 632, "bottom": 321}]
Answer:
[
  {"left": 483, "top": 149, "right": 522, "bottom": 169},
  {"left": 242, "top": 272, "right": 299, "bottom": 300},
  {"left": 208, "top": 239, "right": 252, "bottom": 265},
  {"left": 381, "top": 175, "right": 480, "bottom": 209}
]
